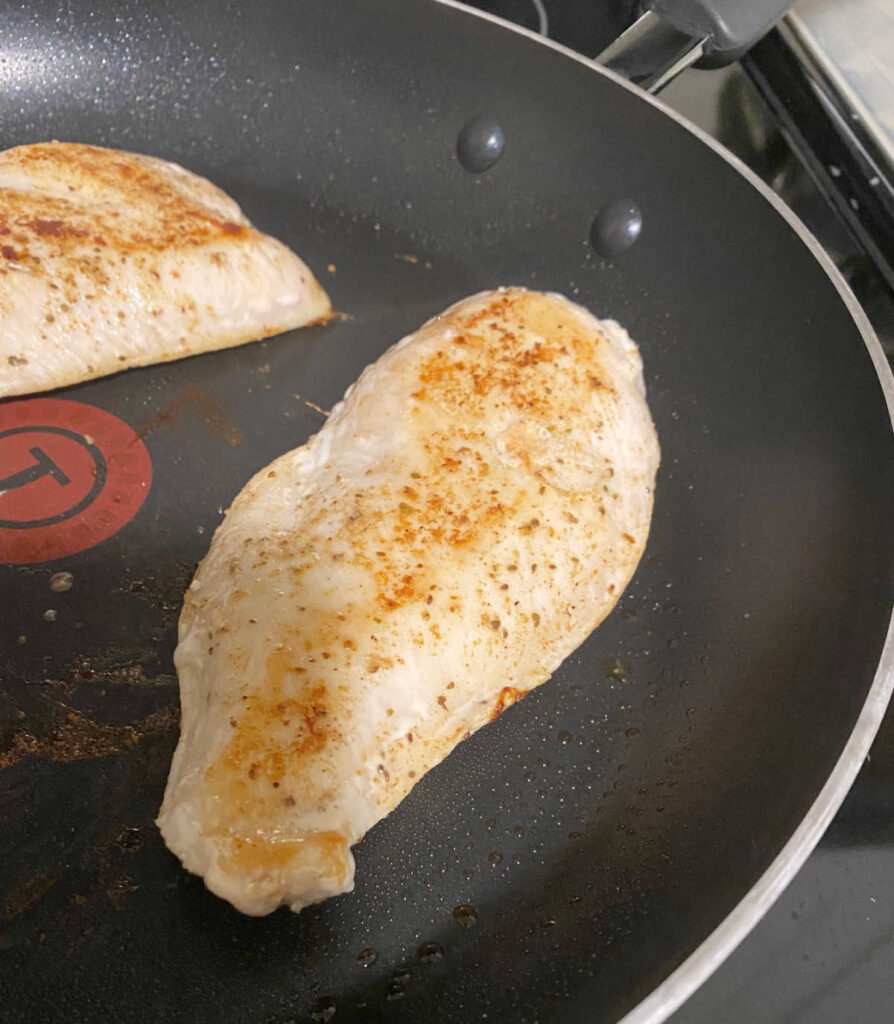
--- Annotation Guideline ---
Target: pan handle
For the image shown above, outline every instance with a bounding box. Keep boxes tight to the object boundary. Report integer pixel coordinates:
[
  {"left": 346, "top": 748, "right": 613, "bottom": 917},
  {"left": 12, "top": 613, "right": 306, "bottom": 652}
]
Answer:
[{"left": 597, "top": 0, "right": 791, "bottom": 93}]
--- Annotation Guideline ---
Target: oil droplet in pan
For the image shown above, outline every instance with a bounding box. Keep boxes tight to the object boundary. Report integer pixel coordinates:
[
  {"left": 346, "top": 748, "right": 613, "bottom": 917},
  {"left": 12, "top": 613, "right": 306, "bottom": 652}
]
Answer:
[
  {"left": 603, "top": 658, "right": 628, "bottom": 682},
  {"left": 309, "top": 995, "right": 336, "bottom": 1022},
  {"left": 49, "top": 571, "right": 74, "bottom": 593},
  {"left": 356, "top": 947, "right": 378, "bottom": 968},
  {"left": 418, "top": 941, "right": 444, "bottom": 964},
  {"left": 453, "top": 904, "right": 478, "bottom": 928}
]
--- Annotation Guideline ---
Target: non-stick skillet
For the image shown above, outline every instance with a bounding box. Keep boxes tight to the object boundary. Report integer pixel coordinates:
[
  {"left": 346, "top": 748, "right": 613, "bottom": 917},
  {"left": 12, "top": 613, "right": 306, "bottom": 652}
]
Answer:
[{"left": 1, "top": 2, "right": 892, "bottom": 1023}]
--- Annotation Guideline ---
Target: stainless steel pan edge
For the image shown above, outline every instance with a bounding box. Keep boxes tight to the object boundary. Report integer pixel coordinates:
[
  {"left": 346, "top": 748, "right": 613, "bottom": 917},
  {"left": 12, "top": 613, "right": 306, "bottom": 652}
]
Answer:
[{"left": 436, "top": 3, "right": 894, "bottom": 1023}]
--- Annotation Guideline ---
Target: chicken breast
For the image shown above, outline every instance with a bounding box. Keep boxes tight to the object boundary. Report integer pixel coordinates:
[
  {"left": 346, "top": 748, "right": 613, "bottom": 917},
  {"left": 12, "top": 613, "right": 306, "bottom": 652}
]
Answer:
[
  {"left": 158, "top": 288, "right": 659, "bottom": 916},
  {"left": 0, "top": 142, "right": 330, "bottom": 398}
]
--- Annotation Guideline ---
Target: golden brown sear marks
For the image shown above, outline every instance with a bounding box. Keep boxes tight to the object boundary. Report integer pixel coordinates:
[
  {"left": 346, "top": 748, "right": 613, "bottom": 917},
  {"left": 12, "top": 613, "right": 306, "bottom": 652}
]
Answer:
[{"left": 0, "top": 143, "right": 246, "bottom": 269}]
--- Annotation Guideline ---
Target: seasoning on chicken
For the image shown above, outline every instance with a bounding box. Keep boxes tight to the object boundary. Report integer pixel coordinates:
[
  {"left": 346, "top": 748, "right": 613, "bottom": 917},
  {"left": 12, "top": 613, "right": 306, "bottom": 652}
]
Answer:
[
  {"left": 158, "top": 288, "right": 660, "bottom": 916},
  {"left": 0, "top": 142, "right": 330, "bottom": 397}
]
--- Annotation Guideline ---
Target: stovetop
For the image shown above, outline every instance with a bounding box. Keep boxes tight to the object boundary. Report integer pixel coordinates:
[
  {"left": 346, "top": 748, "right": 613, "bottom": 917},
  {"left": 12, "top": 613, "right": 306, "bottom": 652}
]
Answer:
[{"left": 466, "top": 2, "right": 894, "bottom": 1022}]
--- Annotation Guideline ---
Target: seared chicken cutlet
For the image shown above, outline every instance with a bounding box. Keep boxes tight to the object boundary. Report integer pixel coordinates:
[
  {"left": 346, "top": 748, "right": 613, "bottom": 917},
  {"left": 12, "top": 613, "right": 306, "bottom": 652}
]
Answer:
[
  {"left": 158, "top": 288, "right": 659, "bottom": 916},
  {"left": 0, "top": 142, "right": 330, "bottom": 397}
]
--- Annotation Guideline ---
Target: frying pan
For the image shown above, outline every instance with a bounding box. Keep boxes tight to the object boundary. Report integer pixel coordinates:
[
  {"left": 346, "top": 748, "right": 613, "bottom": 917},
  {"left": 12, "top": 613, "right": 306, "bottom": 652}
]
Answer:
[{"left": 1, "top": 1, "right": 892, "bottom": 1023}]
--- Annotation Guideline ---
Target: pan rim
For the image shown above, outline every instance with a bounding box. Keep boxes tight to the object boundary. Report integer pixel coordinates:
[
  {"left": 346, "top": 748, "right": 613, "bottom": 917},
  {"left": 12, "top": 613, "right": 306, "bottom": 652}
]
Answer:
[{"left": 434, "top": 2, "right": 894, "bottom": 1022}]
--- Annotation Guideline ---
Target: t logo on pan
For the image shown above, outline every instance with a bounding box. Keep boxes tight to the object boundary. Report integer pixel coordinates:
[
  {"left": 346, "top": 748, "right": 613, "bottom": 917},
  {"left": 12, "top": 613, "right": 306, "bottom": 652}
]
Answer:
[
  {"left": 0, "top": 427, "right": 107, "bottom": 529},
  {"left": 1, "top": 445, "right": 73, "bottom": 493},
  {"left": 0, "top": 399, "right": 152, "bottom": 564}
]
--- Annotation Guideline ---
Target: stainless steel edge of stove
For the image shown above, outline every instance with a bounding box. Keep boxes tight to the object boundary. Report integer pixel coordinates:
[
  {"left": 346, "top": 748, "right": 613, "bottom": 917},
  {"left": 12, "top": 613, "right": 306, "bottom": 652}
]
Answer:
[
  {"left": 785, "top": 9, "right": 894, "bottom": 171},
  {"left": 741, "top": 21, "right": 894, "bottom": 293},
  {"left": 439, "top": 4, "right": 894, "bottom": 1023}
]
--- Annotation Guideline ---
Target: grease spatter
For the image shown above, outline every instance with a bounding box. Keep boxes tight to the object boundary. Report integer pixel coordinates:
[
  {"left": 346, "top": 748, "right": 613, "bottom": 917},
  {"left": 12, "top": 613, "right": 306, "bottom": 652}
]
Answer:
[
  {"left": 43, "top": 609, "right": 57, "bottom": 622},
  {"left": 136, "top": 385, "right": 243, "bottom": 446},
  {"left": 392, "top": 966, "right": 411, "bottom": 985},
  {"left": 49, "top": 571, "right": 74, "bottom": 593},
  {"left": 385, "top": 983, "right": 406, "bottom": 1002},
  {"left": 557, "top": 730, "right": 572, "bottom": 745},
  {"left": 310, "top": 995, "right": 337, "bottom": 1022},
  {"left": 356, "top": 946, "right": 378, "bottom": 968},
  {"left": 115, "top": 827, "right": 145, "bottom": 852},
  {"left": 418, "top": 941, "right": 444, "bottom": 964},
  {"left": 602, "top": 658, "right": 628, "bottom": 682},
  {"left": 488, "top": 851, "right": 503, "bottom": 866},
  {"left": 0, "top": 704, "right": 177, "bottom": 770},
  {"left": 453, "top": 903, "right": 478, "bottom": 928}
]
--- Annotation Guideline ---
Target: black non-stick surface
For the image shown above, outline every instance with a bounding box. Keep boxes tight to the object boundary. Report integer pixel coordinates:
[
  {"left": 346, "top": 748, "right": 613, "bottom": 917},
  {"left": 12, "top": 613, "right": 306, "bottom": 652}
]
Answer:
[{"left": 1, "top": 2, "right": 893, "bottom": 1022}]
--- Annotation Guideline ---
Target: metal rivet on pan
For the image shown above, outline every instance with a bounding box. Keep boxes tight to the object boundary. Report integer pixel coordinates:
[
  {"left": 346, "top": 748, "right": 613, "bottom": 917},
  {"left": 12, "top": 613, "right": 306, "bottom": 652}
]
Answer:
[
  {"left": 457, "top": 115, "right": 505, "bottom": 173},
  {"left": 590, "top": 199, "right": 643, "bottom": 256}
]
